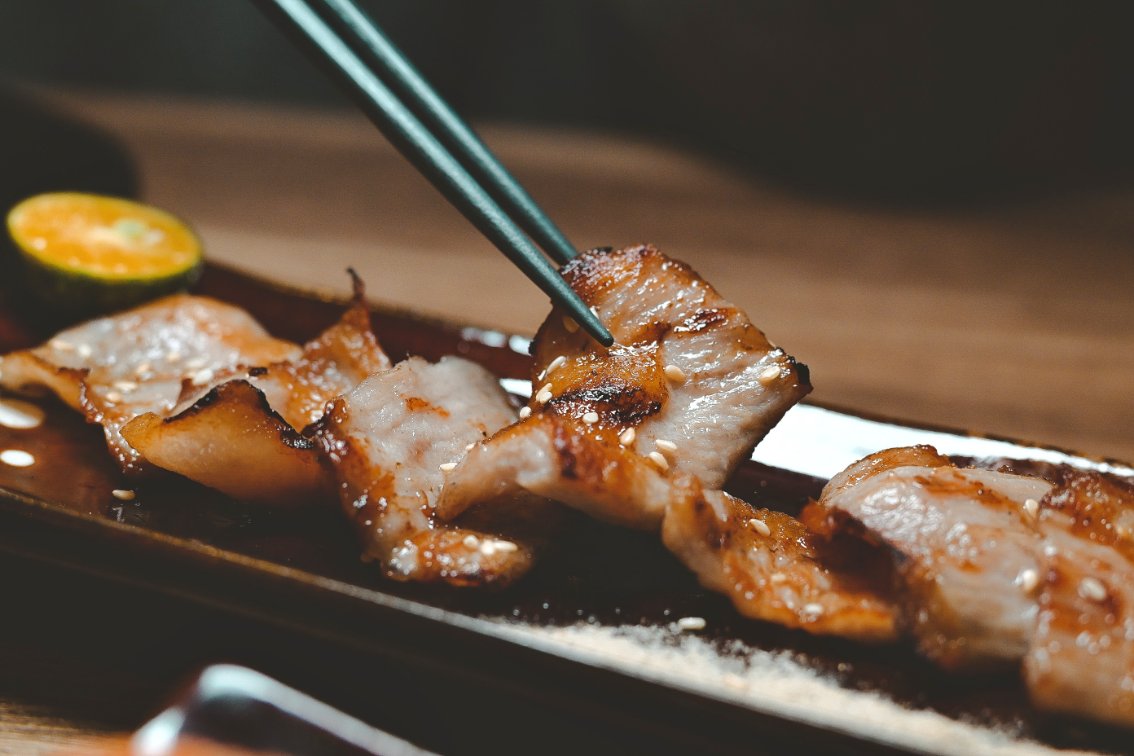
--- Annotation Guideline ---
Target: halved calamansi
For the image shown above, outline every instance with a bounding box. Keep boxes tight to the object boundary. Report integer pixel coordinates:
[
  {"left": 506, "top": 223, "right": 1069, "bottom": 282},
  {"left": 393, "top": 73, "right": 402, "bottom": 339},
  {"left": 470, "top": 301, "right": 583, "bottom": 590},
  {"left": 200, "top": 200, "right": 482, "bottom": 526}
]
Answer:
[{"left": 6, "top": 192, "right": 203, "bottom": 315}]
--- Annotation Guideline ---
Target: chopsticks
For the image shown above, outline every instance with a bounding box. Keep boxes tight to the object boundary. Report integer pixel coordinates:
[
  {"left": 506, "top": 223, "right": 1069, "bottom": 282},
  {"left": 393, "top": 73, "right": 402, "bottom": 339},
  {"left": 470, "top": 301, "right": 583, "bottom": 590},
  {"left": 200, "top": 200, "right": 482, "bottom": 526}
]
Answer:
[{"left": 252, "top": 0, "right": 614, "bottom": 347}]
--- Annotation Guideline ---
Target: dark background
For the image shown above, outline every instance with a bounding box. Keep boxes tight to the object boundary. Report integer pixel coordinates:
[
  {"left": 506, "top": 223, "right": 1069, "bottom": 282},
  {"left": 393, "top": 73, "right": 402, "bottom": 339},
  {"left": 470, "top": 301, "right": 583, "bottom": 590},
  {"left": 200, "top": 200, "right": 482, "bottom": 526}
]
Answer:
[{"left": 2, "top": 0, "right": 1133, "bottom": 203}]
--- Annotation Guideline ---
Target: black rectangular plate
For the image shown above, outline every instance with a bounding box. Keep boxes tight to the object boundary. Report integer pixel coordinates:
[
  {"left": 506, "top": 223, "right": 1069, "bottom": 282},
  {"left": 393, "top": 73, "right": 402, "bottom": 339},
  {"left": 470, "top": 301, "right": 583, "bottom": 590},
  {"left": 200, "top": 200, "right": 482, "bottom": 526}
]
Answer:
[{"left": 1, "top": 265, "right": 1131, "bottom": 756}]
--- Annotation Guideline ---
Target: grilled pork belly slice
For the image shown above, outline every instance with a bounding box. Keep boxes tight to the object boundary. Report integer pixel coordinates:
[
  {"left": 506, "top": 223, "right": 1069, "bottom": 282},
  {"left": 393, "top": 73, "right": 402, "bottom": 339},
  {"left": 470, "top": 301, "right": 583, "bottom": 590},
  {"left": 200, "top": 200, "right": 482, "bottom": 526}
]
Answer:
[
  {"left": 818, "top": 447, "right": 1134, "bottom": 726},
  {"left": 121, "top": 293, "right": 389, "bottom": 506},
  {"left": 314, "top": 356, "right": 550, "bottom": 586},
  {"left": 529, "top": 244, "right": 810, "bottom": 489},
  {"left": 437, "top": 244, "right": 810, "bottom": 528},
  {"left": 816, "top": 446, "right": 1052, "bottom": 668},
  {"left": 0, "top": 294, "right": 299, "bottom": 471},
  {"left": 121, "top": 381, "right": 332, "bottom": 507},
  {"left": 1025, "top": 470, "right": 1134, "bottom": 728},
  {"left": 663, "top": 484, "right": 899, "bottom": 642}
]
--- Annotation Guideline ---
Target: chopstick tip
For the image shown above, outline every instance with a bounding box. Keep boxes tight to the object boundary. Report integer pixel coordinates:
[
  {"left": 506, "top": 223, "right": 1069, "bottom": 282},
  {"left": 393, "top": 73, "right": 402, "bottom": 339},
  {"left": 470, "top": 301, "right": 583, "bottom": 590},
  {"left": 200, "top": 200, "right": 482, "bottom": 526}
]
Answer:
[{"left": 576, "top": 309, "right": 614, "bottom": 347}]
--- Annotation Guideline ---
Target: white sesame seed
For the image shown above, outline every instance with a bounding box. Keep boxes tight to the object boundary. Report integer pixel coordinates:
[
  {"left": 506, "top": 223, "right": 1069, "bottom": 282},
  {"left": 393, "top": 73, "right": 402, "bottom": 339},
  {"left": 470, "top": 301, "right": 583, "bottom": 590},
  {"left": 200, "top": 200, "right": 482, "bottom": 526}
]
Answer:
[
  {"left": 1022, "top": 498, "right": 1040, "bottom": 519},
  {"left": 462, "top": 534, "right": 479, "bottom": 548},
  {"left": 655, "top": 439, "right": 678, "bottom": 453},
  {"left": 582, "top": 411, "right": 599, "bottom": 425},
  {"left": 748, "top": 517, "right": 771, "bottom": 537},
  {"left": 480, "top": 541, "right": 497, "bottom": 556},
  {"left": 619, "top": 427, "right": 636, "bottom": 447},
  {"left": 493, "top": 540, "right": 519, "bottom": 553},
  {"left": 801, "top": 603, "right": 825, "bottom": 618},
  {"left": 647, "top": 451, "right": 669, "bottom": 471},
  {"left": 675, "top": 616, "right": 706, "bottom": 631},
  {"left": 1017, "top": 568, "right": 1040, "bottom": 594},
  {"left": 535, "top": 383, "right": 553, "bottom": 405},
  {"left": 465, "top": 442, "right": 476, "bottom": 451},
  {"left": 758, "top": 365, "right": 781, "bottom": 384},
  {"left": 113, "top": 380, "right": 138, "bottom": 392},
  {"left": 546, "top": 355, "right": 567, "bottom": 375},
  {"left": 1079, "top": 577, "right": 1108, "bottom": 602},
  {"left": 105, "top": 391, "right": 123, "bottom": 403},
  {"left": 439, "top": 462, "right": 458, "bottom": 472},
  {"left": 663, "top": 364, "right": 686, "bottom": 384},
  {"left": 190, "top": 368, "right": 214, "bottom": 386},
  {"left": 562, "top": 316, "right": 579, "bottom": 333},
  {"left": 77, "top": 344, "right": 93, "bottom": 359},
  {"left": 769, "top": 572, "right": 788, "bottom": 584},
  {"left": 111, "top": 489, "right": 136, "bottom": 501},
  {"left": 49, "top": 339, "right": 74, "bottom": 352},
  {"left": 518, "top": 406, "right": 532, "bottom": 419}
]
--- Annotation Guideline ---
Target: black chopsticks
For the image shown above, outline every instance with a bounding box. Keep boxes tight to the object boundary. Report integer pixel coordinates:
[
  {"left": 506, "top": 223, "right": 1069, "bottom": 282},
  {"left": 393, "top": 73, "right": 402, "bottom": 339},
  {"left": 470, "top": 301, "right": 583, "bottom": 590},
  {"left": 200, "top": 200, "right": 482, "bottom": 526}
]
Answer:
[{"left": 252, "top": 0, "right": 613, "bottom": 347}]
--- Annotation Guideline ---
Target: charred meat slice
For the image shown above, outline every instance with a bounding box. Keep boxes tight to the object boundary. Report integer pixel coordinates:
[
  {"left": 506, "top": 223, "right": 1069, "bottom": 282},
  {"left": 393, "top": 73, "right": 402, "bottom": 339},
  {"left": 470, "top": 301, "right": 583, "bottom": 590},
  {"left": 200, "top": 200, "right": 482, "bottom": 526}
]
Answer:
[
  {"left": 0, "top": 294, "right": 298, "bottom": 471},
  {"left": 121, "top": 293, "right": 388, "bottom": 506},
  {"left": 816, "top": 446, "right": 1052, "bottom": 668},
  {"left": 818, "top": 446, "right": 1134, "bottom": 727},
  {"left": 122, "top": 380, "right": 331, "bottom": 507},
  {"left": 663, "top": 484, "right": 899, "bottom": 642},
  {"left": 314, "top": 356, "right": 551, "bottom": 586},
  {"left": 530, "top": 244, "right": 810, "bottom": 490}
]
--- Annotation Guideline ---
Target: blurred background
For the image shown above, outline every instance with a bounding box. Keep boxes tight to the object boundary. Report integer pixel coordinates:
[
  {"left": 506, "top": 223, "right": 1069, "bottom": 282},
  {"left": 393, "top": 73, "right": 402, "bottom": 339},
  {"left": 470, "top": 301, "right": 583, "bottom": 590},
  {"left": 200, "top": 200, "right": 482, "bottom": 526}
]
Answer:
[
  {"left": 0, "top": 0, "right": 1131, "bottom": 456},
  {"left": 3, "top": 0, "right": 1134, "bottom": 201}
]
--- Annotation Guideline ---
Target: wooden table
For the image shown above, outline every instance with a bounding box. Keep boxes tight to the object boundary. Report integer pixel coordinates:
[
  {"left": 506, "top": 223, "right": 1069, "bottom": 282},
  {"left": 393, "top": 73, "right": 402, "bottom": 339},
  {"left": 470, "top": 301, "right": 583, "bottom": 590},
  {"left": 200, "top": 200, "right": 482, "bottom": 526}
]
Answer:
[{"left": 3, "top": 90, "right": 1132, "bottom": 753}]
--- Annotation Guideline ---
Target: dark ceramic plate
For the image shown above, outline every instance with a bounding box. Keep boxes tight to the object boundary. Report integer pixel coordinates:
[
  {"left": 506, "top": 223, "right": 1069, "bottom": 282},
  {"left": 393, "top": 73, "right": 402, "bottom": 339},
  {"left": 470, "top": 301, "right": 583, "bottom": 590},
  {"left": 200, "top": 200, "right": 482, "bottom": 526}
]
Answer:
[{"left": 1, "top": 266, "right": 1131, "bottom": 756}]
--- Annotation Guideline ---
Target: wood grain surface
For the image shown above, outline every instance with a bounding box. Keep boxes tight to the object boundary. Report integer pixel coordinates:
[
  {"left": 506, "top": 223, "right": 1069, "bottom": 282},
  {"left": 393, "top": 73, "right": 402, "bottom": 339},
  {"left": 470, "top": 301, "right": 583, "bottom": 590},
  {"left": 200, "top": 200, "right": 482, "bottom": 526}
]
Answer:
[{"left": 2, "top": 89, "right": 1132, "bottom": 752}]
